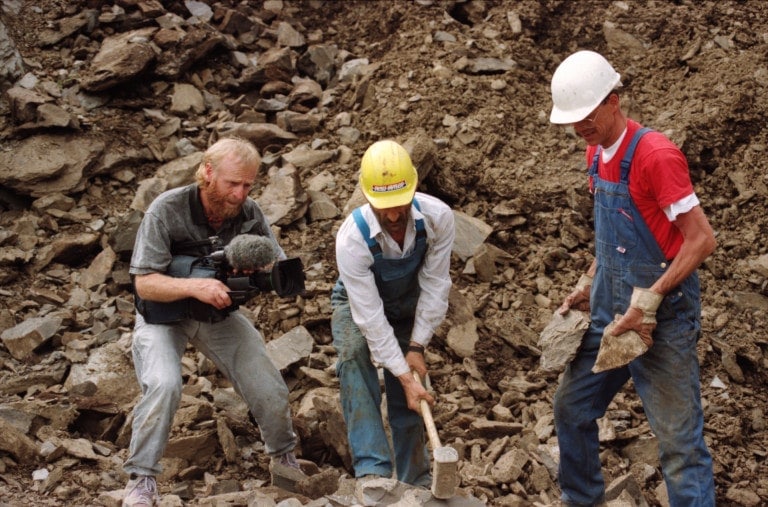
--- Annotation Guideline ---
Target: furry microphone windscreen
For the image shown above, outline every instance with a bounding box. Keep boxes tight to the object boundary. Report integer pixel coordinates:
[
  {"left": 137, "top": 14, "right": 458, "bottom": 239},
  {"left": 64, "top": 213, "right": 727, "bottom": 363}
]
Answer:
[{"left": 224, "top": 235, "right": 279, "bottom": 271}]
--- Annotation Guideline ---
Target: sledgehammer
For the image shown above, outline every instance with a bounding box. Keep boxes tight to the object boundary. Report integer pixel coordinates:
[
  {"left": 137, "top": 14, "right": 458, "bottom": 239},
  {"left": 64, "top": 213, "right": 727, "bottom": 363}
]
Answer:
[{"left": 414, "top": 371, "right": 459, "bottom": 499}]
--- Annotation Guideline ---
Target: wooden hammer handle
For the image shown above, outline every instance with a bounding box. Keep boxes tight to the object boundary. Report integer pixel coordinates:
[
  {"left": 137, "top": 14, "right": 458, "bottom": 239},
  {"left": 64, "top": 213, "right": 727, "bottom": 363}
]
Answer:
[{"left": 413, "top": 371, "right": 442, "bottom": 450}]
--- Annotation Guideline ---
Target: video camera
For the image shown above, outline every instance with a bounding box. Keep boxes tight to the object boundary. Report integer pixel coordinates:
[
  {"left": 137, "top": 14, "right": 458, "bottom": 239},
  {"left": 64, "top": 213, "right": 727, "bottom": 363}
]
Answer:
[
  {"left": 207, "top": 249, "right": 305, "bottom": 305},
  {"left": 135, "top": 235, "right": 305, "bottom": 324}
]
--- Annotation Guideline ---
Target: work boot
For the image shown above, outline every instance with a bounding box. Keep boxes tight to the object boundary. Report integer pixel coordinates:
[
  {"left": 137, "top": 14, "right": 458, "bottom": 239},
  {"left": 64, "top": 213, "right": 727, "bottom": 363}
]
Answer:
[
  {"left": 122, "top": 475, "right": 158, "bottom": 507},
  {"left": 269, "top": 451, "right": 307, "bottom": 492}
]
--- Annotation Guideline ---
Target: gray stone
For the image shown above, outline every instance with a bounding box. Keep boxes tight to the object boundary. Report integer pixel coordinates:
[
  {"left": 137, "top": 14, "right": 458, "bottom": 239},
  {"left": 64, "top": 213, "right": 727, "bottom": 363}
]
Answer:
[
  {"left": 538, "top": 310, "right": 590, "bottom": 372},
  {"left": 81, "top": 27, "right": 158, "bottom": 92},
  {"left": 0, "top": 316, "right": 62, "bottom": 360},
  {"left": 0, "top": 134, "right": 105, "bottom": 197},
  {"left": 266, "top": 325, "right": 314, "bottom": 371},
  {"left": 256, "top": 163, "right": 308, "bottom": 226},
  {"left": 452, "top": 212, "right": 493, "bottom": 262},
  {"left": 170, "top": 83, "right": 205, "bottom": 115}
]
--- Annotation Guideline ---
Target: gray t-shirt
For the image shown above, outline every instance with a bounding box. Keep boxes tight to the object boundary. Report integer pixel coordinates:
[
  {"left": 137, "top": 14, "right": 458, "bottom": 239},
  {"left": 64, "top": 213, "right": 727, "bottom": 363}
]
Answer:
[{"left": 130, "top": 183, "right": 285, "bottom": 276}]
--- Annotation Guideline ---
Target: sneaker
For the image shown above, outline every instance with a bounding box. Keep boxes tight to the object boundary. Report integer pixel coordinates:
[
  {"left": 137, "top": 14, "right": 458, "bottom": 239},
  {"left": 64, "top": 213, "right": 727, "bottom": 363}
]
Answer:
[
  {"left": 269, "top": 451, "right": 307, "bottom": 492},
  {"left": 122, "top": 475, "right": 158, "bottom": 507}
]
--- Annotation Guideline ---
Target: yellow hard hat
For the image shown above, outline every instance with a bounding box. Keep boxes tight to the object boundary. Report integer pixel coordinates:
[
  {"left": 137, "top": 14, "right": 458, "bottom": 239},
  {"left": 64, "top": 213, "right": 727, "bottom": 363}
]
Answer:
[{"left": 359, "top": 140, "right": 417, "bottom": 208}]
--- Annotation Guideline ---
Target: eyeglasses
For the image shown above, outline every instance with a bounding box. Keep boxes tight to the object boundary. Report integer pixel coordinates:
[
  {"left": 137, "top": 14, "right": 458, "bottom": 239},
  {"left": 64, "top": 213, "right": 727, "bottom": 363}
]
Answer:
[
  {"left": 576, "top": 95, "right": 611, "bottom": 125},
  {"left": 581, "top": 106, "right": 604, "bottom": 124}
]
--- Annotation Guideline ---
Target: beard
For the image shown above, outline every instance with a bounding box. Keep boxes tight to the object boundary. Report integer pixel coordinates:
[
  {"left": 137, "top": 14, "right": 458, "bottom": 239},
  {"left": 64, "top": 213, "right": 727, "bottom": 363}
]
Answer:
[
  {"left": 203, "top": 181, "right": 243, "bottom": 221},
  {"left": 382, "top": 214, "right": 407, "bottom": 235}
]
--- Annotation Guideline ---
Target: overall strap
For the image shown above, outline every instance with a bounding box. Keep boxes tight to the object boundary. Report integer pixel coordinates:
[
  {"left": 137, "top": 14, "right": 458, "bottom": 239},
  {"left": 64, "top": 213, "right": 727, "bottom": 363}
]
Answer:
[
  {"left": 588, "top": 127, "right": 653, "bottom": 182},
  {"left": 620, "top": 127, "right": 652, "bottom": 184},
  {"left": 588, "top": 151, "right": 600, "bottom": 179},
  {"left": 412, "top": 198, "right": 426, "bottom": 239},
  {"left": 352, "top": 207, "right": 382, "bottom": 259}
]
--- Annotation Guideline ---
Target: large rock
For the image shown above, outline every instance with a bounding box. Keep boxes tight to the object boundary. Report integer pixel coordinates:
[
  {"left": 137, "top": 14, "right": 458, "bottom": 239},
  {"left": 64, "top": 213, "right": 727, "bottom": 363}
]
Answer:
[
  {"left": 81, "top": 27, "right": 158, "bottom": 92},
  {"left": 0, "top": 135, "right": 105, "bottom": 197}
]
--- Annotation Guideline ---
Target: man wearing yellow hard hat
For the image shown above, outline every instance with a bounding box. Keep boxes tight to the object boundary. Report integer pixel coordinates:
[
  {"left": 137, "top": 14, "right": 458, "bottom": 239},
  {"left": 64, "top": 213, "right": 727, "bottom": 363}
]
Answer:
[{"left": 331, "top": 139, "right": 455, "bottom": 486}]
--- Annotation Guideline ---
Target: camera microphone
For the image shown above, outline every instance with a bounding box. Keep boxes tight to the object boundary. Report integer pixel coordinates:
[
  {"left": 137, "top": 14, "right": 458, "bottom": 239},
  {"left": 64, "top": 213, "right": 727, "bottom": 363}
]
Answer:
[{"left": 223, "top": 234, "right": 279, "bottom": 271}]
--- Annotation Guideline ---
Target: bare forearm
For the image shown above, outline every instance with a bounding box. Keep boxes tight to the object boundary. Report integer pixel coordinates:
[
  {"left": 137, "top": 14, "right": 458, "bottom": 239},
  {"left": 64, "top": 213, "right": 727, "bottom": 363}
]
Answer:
[
  {"left": 650, "top": 240, "right": 713, "bottom": 296},
  {"left": 135, "top": 273, "right": 200, "bottom": 302},
  {"left": 136, "top": 272, "right": 234, "bottom": 309},
  {"left": 650, "top": 206, "right": 716, "bottom": 296}
]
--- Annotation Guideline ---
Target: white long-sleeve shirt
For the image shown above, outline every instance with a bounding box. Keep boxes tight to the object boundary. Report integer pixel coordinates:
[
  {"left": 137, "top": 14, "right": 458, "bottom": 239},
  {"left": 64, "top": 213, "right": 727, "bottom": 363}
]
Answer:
[{"left": 335, "top": 192, "right": 455, "bottom": 377}]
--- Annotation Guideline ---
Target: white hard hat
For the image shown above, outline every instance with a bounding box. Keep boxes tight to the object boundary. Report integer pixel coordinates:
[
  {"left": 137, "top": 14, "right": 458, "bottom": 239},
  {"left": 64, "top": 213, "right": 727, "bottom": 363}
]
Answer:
[{"left": 549, "top": 50, "right": 622, "bottom": 124}]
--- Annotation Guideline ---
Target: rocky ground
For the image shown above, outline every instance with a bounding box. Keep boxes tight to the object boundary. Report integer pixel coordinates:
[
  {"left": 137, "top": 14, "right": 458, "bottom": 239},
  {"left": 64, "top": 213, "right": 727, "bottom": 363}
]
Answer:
[{"left": 0, "top": 0, "right": 767, "bottom": 506}]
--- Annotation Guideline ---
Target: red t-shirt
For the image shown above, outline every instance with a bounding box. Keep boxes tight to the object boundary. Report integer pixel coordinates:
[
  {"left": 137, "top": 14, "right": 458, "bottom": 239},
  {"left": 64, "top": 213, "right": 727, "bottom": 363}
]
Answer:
[{"left": 586, "top": 120, "right": 693, "bottom": 259}]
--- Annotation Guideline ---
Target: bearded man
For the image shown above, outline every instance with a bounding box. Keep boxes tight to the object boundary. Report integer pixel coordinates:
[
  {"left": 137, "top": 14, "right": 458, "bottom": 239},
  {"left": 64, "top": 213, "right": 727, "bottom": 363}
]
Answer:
[{"left": 122, "top": 137, "right": 305, "bottom": 506}]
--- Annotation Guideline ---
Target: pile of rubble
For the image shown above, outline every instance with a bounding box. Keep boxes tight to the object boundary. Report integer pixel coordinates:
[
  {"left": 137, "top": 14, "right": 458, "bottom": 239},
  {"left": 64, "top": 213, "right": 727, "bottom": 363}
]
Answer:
[{"left": 1, "top": 1, "right": 767, "bottom": 506}]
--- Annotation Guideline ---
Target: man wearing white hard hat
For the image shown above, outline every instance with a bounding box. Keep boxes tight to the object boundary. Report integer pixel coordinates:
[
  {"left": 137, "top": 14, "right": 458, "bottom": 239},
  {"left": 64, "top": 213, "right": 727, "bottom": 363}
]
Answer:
[
  {"left": 550, "top": 50, "right": 716, "bottom": 506},
  {"left": 331, "top": 139, "right": 454, "bottom": 486}
]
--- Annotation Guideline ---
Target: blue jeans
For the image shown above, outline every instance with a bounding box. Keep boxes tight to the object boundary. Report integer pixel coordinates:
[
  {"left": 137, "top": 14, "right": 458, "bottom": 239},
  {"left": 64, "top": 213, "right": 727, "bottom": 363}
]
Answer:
[
  {"left": 554, "top": 310, "right": 714, "bottom": 506},
  {"left": 123, "top": 312, "right": 297, "bottom": 477},
  {"left": 331, "top": 300, "right": 431, "bottom": 486}
]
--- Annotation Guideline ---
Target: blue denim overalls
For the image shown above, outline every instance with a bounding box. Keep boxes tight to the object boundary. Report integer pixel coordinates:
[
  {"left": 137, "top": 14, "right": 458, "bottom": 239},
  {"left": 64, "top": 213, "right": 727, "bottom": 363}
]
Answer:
[
  {"left": 553, "top": 129, "right": 715, "bottom": 506},
  {"left": 330, "top": 201, "right": 431, "bottom": 486}
]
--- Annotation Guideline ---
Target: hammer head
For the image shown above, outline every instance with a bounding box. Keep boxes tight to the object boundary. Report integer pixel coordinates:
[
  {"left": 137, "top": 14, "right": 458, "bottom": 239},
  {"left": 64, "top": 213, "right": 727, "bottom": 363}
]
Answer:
[{"left": 431, "top": 446, "right": 459, "bottom": 499}]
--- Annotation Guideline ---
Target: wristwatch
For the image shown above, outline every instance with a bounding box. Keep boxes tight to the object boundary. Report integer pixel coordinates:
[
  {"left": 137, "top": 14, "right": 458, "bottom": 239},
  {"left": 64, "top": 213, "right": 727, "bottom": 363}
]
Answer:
[{"left": 407, "top": 343, "right": 425, "bottom": 354}]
